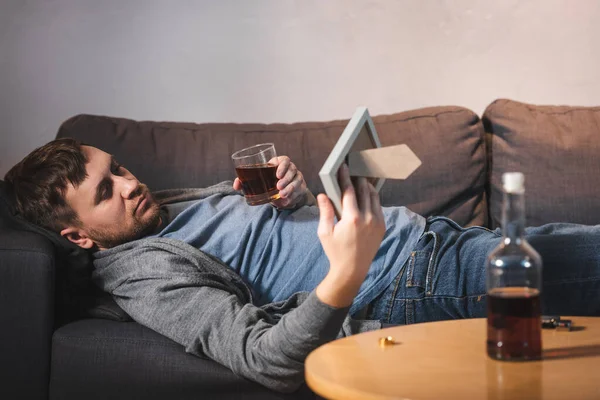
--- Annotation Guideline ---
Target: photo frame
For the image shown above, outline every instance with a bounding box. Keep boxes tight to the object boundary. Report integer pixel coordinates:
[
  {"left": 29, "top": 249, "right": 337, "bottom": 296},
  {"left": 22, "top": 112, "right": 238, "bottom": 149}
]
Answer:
[{"left": 319, "top": 107, "right": 385, "bottom": 217}]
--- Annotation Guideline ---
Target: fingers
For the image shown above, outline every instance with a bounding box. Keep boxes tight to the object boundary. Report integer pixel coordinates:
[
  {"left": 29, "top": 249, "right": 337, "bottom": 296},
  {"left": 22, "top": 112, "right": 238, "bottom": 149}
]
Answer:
[
  {"left": 272, "top": 182, "right": 305, "bottom": 208},
  {"left": 338, "top": 164, "right": 358, "bottom": 214},
  {"left": 272, "top": 156, "right": 290, "bottom": 180},
  {"left": 354, "top": 177, "right": 371, "bottom": 213},
  {"left": 233, "top": 178, "right": 242, "bottom": 191},
  {"left": 280, "top": 176, "right": 305, "bottom": 199},
  {"left": 278, "top": 171, "right": 302, "bottom": 196},
  {"left": 317, "top": 193, "right": 335, "bottom": 238},
  {"left": 268, "top": 156, "right": 281, "bottom": 166},
  {"left": 274, "top": 157, "right": 308, "bottom": 207},
  {"left": 269, "top": 197, "right": 286, "bottom": 209},
  {"left": 338, "top": 166, "right": 383, "bottom": 226},
  {"left": 275, "top": 157, "right": 298, "bottom": 191},
  {"left": 369, "top": 182, "right": 383, "bottom": 218}
]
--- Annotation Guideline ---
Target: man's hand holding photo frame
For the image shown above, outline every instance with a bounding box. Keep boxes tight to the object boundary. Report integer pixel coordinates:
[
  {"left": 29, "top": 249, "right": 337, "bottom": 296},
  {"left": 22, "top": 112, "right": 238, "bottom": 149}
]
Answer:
[{"left": 319, "top": 106, "right": 422, "bottom": 218}]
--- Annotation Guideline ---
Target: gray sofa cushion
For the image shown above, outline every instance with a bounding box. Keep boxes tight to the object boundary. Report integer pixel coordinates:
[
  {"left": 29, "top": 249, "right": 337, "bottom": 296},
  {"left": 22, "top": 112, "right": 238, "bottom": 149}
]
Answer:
[
  {"left": 0, "top": 181, "right": 130, "bottom": 323},
  {"left": 50, "top": 319, "right": 317, "bottom": 400},
  {"left": 483, "top": 99, "right": 600, "bottom": 228},
  {"left": 56, "top": 106, "right": 486, "bottom": 226}
]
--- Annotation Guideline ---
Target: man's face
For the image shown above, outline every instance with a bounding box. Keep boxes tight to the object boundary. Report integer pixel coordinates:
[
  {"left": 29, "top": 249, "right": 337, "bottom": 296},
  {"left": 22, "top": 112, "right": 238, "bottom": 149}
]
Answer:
[{"left": 61, "top": 146, "right": 161, "bottom": 250}]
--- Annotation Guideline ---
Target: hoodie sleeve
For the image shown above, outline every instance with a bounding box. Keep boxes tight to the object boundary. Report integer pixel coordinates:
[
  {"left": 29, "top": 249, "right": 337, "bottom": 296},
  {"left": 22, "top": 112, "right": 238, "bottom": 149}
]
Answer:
[{"left": 103, "top": 247, "right": 350, "bottom": 393}]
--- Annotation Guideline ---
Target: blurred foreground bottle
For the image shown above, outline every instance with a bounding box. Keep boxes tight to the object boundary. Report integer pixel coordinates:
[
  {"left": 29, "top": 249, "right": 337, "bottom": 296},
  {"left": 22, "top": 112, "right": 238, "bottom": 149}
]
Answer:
[{"left": 486, "top": 172, "right": 542, "bottom": 361}]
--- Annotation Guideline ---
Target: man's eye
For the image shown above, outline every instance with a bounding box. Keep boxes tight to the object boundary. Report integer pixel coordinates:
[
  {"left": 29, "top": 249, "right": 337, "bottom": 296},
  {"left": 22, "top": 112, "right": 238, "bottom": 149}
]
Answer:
[
  {"left": 102, "top": 186, "right": 113, "bottom": 200},
  {"left": 112, "top": 163, "right": 123, "bottom": 175}
]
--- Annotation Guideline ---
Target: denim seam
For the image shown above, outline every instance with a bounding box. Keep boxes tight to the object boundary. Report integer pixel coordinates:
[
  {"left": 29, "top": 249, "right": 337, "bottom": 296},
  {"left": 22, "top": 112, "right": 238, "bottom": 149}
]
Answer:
[
  {"left": 425, "top": 232, "right": 441, "bottom": 296},
  {"left": 406, "top": 252, "right": 416, "bottom": 286},
  {"left": 406, "top": 250, "right": 429, "bottom": 287},
  {"left": 384, "top": 262, "right": 407, "bottom": 324},
  {"left": 406, "top": 299, "right": 415, "bottom": 324},
  {"left": 428, "top": 216, "right": 501, "bottom": 236}
]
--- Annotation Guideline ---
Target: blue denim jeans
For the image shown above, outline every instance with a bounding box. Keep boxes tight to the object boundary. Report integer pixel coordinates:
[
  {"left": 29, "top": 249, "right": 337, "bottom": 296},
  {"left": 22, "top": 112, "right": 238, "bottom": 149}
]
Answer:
[{"left": 367, "top": 217, "right": 600, "bottom": 325}]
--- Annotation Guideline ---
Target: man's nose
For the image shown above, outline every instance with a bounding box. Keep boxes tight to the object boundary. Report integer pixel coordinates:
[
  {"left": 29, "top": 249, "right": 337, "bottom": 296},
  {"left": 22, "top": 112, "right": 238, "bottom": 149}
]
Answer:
[{"left": 115, "top": 175, "right": 139, "bottom": 199}]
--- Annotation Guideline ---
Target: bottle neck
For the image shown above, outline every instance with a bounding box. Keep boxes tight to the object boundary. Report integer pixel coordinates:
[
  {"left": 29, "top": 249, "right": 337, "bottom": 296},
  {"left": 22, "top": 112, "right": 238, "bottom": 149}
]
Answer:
[{"left": 501, "top": 191, "right": 525, "bottom": 244}]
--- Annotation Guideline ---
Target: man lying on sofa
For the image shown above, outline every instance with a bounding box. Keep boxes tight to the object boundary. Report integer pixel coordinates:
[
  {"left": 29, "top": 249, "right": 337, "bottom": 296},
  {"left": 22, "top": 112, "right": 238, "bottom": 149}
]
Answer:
[{"left": 5, "top": 138, "right": 600, "bottom": 393}]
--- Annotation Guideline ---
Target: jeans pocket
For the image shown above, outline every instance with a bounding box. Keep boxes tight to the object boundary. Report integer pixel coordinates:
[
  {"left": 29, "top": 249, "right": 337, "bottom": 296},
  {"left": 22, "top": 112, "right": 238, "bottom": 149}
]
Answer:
[
  {"left": 406, "top": 231, "right": 439, "bottom": 296},
  {"left": 406, "top": 250, "right": 430, "bottom": 289},
  {"left": 428, "top": 215, "right": 502, "bottom": 236}
]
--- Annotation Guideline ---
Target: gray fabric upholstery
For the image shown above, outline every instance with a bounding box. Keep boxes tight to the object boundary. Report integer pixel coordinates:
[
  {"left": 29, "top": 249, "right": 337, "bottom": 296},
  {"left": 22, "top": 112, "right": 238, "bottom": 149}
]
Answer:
[
  {"left": 56, "top": 106, "right": 487, "bottom": 227},
  {"left": 50, "top": 319, "right": 318, "bottom": 400},
  {"left": 483, "top": 99, "right": 600, "bottom": 228},
  {"left": 0, "top": 227, "right": 55, "bottom": 400},
  {"left": 0, "top": 182, "right": 55, "bottom": 400}
]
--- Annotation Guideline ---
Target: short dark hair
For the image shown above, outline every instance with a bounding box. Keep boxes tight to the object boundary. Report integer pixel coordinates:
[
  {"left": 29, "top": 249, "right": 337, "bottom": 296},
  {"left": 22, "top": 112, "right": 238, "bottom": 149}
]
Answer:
[{"left": 4, "top": 138, "right": 88, "bottom": 233}]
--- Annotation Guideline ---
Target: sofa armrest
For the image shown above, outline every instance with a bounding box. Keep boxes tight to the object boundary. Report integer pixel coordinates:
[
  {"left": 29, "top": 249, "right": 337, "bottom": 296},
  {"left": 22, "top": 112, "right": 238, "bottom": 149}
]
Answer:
[{"left": 0, "top": 227, "right": 55, "bottom": 400}]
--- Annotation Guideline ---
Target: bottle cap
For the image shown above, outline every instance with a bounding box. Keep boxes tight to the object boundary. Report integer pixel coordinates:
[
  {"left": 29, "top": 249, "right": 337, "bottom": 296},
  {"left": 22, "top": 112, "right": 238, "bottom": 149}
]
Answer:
[{"left": 502, "top": 172, "right": 525, "bottom": 194}]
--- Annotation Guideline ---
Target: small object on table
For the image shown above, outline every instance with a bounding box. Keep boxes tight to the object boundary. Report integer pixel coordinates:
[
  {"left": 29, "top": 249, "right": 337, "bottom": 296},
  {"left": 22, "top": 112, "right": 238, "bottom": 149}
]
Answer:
[
  {"left": 378, "top": 336, "right": 395, "bottom": 348},
  {"left": 542, "top": 315, "right": 573, "bottom": 331}
]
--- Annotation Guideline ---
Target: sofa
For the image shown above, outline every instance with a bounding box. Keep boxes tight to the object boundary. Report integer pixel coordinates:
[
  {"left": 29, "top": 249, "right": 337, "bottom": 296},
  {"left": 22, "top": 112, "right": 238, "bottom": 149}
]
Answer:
[{"left": 1, "top": 99, "right": 600, "bottom": 400}]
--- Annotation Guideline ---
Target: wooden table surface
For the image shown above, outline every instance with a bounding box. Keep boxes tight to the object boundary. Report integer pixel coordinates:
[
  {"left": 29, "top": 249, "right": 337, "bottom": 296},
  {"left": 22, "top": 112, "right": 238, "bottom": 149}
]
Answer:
[{"left": 305, "top": 317, "right": 600, "bottom": 400}]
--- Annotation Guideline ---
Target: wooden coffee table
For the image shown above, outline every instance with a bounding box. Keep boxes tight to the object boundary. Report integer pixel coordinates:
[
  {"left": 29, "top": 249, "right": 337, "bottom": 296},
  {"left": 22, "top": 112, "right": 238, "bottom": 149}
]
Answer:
[{"left": 305, "top": 317, "right": 600, "bottom": 400}]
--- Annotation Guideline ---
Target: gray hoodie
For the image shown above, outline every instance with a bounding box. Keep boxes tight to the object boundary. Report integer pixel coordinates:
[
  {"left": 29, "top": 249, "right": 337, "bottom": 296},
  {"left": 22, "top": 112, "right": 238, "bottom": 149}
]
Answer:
[{"left": 92, "top": 184, "right": 381, "bottom": 393}]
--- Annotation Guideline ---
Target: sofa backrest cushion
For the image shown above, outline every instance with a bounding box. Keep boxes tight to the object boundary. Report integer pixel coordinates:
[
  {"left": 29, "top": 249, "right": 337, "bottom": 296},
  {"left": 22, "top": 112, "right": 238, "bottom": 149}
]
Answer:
[
  {"left": 0, "top": 180, "right": 131, "bottom": 323},
  {"left": 56, "top": 106, "right": 487, "bottom": 226},
  {"left": 483, "top": 99, "right": 600, "bottom": 228}
]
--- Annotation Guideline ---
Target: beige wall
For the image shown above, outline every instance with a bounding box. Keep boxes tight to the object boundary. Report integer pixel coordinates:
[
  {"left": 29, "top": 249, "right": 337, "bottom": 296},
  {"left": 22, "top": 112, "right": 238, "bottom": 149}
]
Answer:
[{"left": 1, "top": 0, "right": 599, "bottom": 176}]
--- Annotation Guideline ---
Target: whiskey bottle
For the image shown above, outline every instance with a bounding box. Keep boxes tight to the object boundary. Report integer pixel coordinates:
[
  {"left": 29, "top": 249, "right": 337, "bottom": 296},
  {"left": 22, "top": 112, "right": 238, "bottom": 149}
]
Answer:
[{"left": 486, "top": 172, "right": 543, "bottom": 361}]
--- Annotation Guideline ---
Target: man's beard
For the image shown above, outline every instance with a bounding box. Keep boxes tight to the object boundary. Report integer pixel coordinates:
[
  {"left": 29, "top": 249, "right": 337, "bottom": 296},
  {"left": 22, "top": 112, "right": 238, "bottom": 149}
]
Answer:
[{"left": 89, "top": 201, "right": 162, "bottom": 249}]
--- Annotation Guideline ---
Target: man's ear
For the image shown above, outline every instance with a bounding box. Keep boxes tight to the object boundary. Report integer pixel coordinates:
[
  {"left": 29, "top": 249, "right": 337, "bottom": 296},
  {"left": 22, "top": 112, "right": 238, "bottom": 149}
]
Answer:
[{"left": 60, "top": 227, "right": 95, "bottom": 249}]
